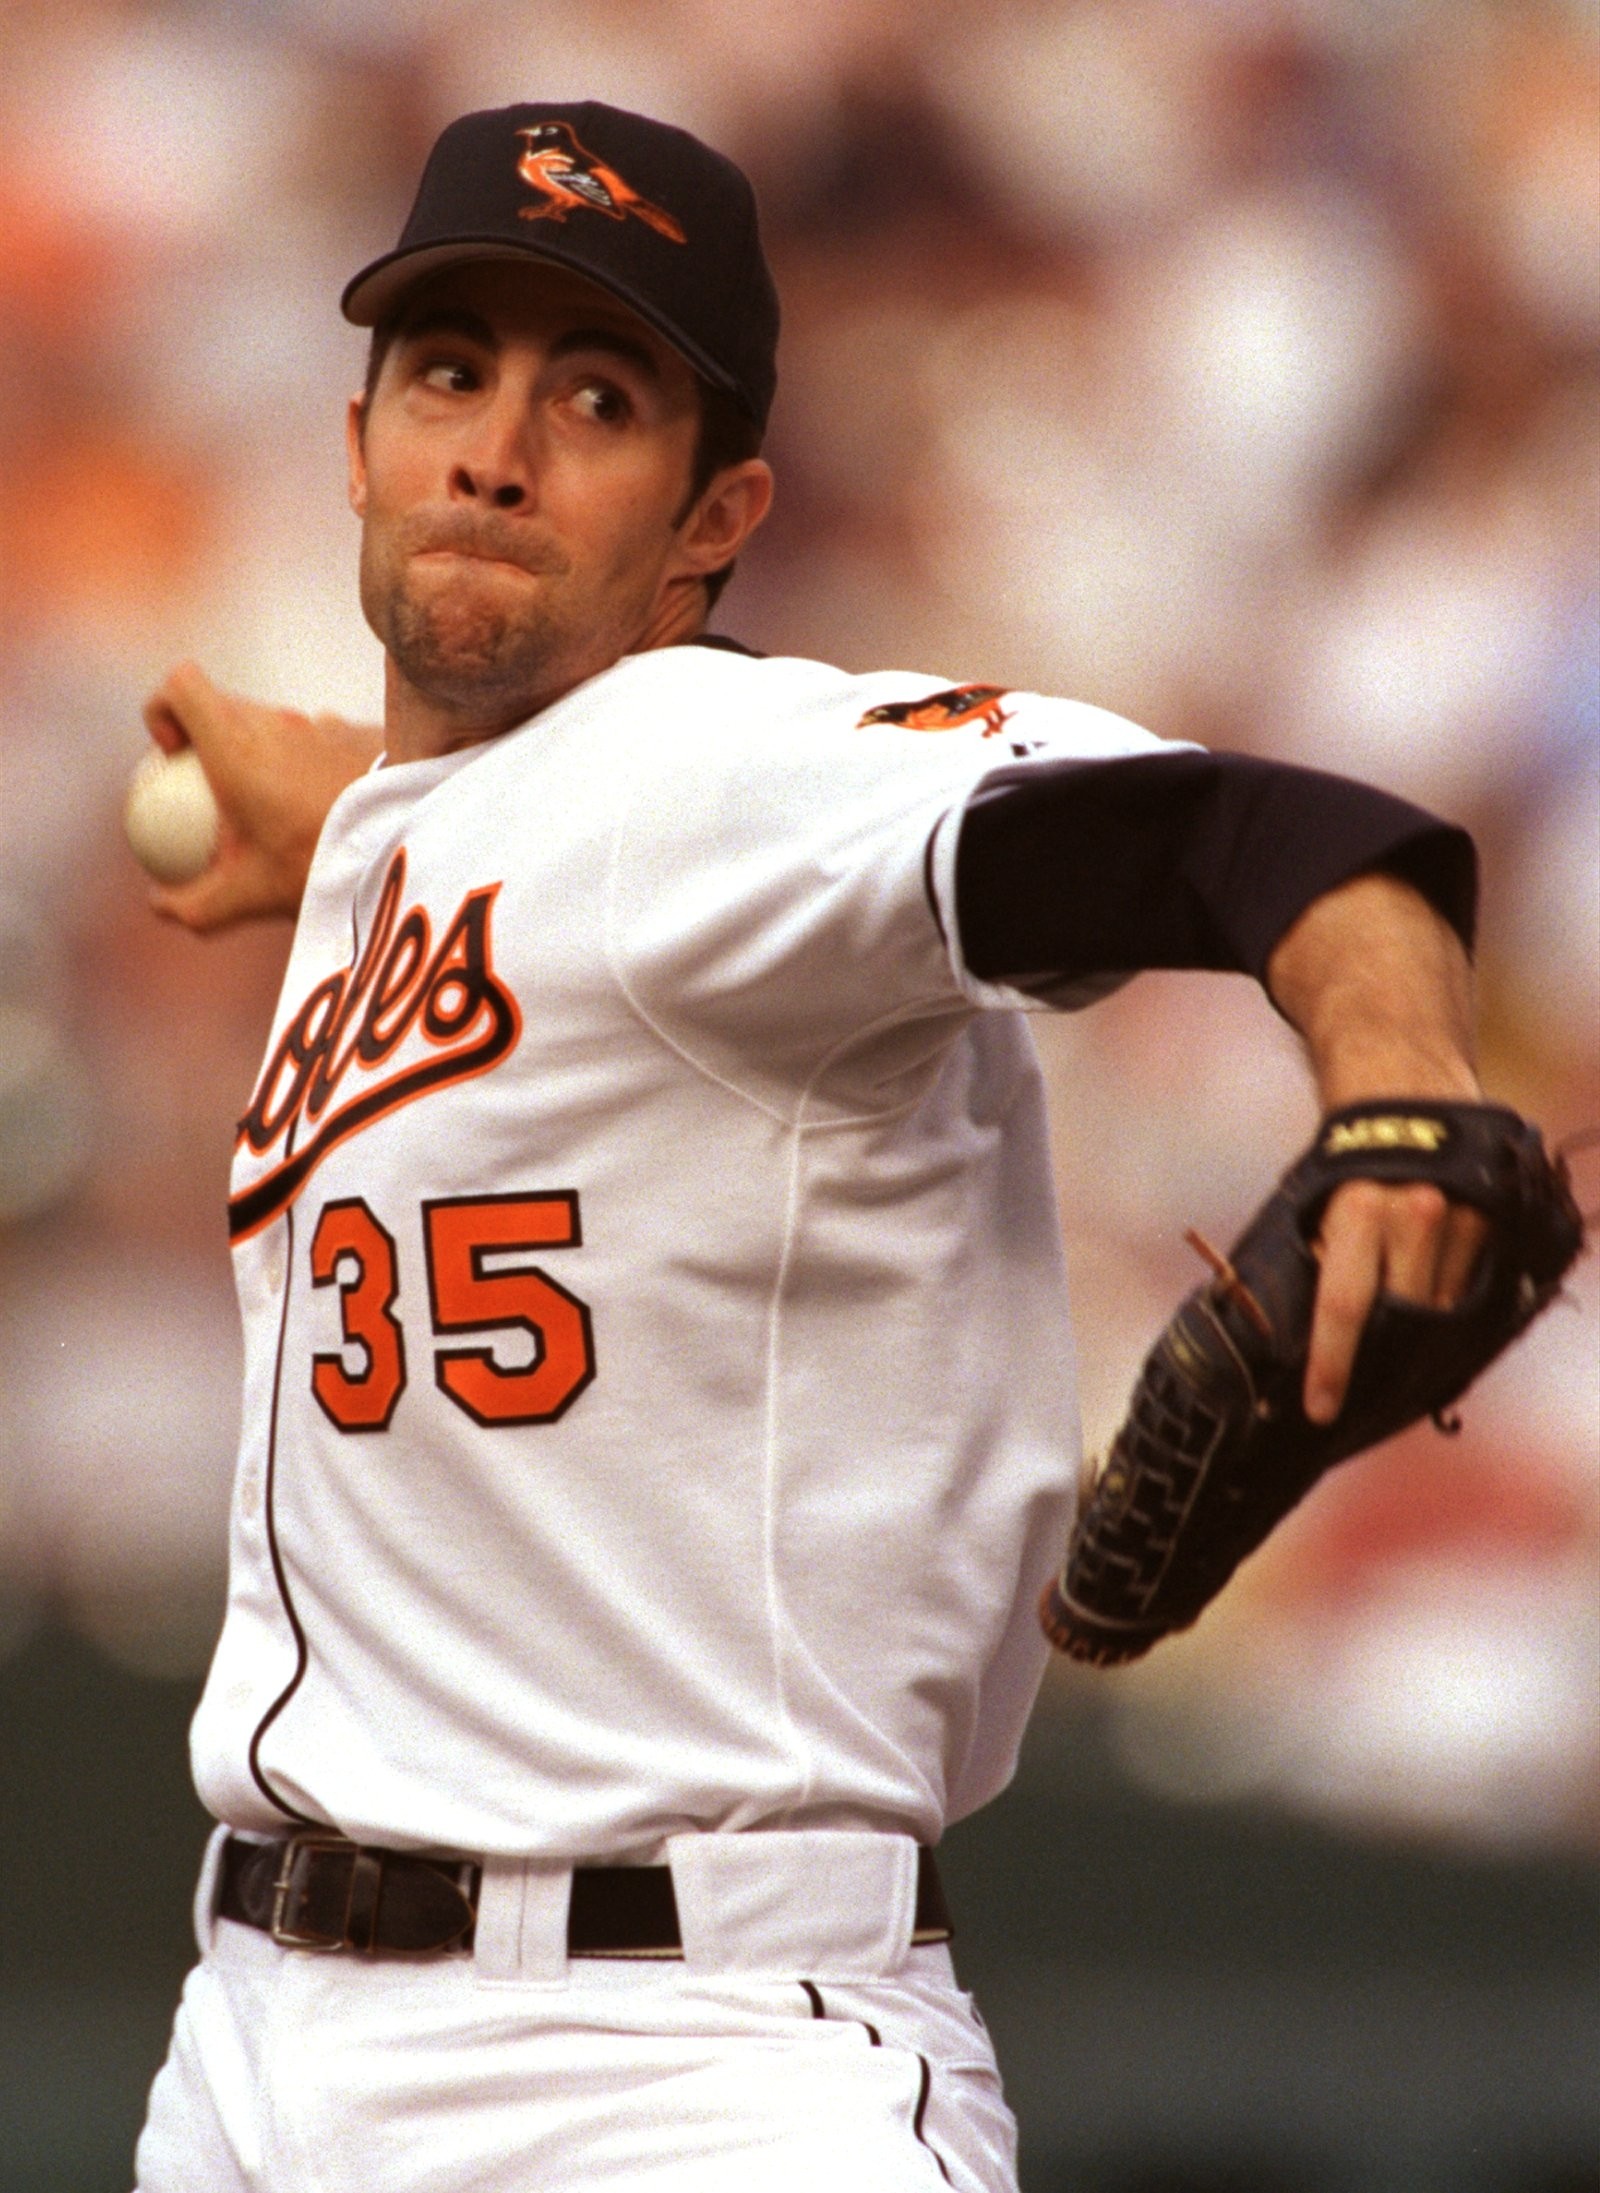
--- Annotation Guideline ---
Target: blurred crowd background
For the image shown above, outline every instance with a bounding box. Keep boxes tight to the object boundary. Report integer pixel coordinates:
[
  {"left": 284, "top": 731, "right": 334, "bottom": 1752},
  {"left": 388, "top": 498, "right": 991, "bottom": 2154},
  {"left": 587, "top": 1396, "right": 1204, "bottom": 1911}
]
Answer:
[
  {"left": 0, "top": 0, "right": 1596, "bottom": 1878},
  {"left": 1, "top": 4, "right": 1597, "bottom": 2187}
]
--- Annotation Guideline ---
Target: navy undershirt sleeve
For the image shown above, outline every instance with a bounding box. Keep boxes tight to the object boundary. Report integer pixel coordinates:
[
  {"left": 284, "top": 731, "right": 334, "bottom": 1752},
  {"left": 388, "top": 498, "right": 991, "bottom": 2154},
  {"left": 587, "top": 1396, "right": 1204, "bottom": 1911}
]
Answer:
[{"left": 952, "top": 750, "right": 1477, "bottom": 992}]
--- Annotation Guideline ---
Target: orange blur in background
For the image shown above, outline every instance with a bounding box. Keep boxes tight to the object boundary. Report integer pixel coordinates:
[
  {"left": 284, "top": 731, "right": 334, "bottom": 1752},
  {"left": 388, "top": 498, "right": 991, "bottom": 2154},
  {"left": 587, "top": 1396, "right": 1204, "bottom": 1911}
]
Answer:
[{"left": 0, "top": 0, "right": 1594, "bottom": 1856}]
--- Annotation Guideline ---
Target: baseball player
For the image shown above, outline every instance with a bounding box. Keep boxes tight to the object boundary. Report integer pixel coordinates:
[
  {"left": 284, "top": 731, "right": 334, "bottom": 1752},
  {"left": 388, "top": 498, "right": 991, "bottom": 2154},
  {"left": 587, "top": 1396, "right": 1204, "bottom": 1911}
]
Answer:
[{"left": 130, "top": 104, "right": 1497, "bottom": 2192}]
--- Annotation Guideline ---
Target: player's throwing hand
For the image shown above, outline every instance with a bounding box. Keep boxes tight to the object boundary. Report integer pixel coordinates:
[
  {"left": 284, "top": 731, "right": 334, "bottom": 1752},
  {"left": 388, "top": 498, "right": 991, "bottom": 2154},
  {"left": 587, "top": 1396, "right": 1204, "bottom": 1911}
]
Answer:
[{"left": 139, "top": 661, "right": 380, "bottom": 932}]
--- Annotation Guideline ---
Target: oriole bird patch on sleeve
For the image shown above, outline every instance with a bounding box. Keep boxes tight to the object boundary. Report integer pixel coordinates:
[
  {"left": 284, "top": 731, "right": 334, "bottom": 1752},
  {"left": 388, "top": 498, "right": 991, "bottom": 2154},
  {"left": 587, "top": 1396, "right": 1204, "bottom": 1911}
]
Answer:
[{"left": 858, "top": 685, "right": 1013, "bottom": 737}]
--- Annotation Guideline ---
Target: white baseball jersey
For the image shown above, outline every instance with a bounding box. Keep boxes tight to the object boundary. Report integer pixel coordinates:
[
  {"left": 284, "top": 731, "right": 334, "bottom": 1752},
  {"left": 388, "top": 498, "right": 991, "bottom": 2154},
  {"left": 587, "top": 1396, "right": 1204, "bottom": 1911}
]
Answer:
[{"left": 190, "top": 644, "right": 1169, "bottom": 1860}]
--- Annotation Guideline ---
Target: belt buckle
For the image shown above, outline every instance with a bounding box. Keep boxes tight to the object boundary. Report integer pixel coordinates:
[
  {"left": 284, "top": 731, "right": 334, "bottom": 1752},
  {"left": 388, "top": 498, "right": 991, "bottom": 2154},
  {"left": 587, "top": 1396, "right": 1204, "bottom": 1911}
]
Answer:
[{"left": 271, "top": 1832, "right": 355, "bottom": 1949}]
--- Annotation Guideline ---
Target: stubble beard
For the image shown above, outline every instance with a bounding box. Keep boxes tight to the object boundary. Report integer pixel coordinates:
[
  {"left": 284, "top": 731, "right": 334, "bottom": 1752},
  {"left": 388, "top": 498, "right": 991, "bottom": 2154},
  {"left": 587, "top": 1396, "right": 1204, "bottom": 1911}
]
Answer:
[{"left": 361, "top": 511, "right": 580, "bottom": 723}]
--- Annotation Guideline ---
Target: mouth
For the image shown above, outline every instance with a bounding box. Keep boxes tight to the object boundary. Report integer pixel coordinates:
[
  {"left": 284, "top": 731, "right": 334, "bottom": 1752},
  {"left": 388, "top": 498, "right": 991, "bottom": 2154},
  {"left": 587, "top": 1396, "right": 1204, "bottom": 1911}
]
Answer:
[
  {"left": 414, "top": 546, "right": 539, "bottom": 573},
  {"left": 400, "top": 514, "right": 566, "bottom": 584}
]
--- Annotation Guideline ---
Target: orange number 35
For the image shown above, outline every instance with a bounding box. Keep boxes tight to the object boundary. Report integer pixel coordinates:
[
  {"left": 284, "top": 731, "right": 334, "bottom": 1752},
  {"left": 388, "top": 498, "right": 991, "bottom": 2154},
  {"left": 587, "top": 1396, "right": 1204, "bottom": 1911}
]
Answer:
[
  {"left": 309, "top": 1194, "right": 594, "bottom": 1434},
  {"left": 424, "top": 1192, "right": 595, "bottom": 1426}
]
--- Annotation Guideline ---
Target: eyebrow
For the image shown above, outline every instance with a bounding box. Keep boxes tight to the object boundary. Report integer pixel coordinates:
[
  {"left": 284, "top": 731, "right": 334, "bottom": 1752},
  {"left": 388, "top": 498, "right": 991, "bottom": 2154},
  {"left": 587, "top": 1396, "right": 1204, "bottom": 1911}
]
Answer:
[
  {"left": 395, "top": 306, "right": 497, "bottom": 350},
  {"left": 549, "top": 327, "right": 664, "bottom": 383},
  {"left": 395, "top": 307, "right": 663, "bottom": 383}
]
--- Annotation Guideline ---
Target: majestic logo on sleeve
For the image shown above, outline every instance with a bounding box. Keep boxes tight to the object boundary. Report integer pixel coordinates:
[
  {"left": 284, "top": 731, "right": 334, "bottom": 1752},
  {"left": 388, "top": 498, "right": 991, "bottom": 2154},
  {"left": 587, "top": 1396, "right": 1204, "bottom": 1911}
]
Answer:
[
  {"left": 515, "top": 123, "right": 687, "bottom": 242},
  {"left": 229, "top": 850, "right": 521, "bottom": 1243},
  {"left": 858, "top": 684, "right": 1013, "bottom": 737}
]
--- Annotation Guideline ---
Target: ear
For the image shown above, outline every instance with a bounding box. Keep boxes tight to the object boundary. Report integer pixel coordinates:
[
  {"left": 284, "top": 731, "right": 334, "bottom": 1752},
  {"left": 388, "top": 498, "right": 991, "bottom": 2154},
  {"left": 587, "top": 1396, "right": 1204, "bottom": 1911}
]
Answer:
[
  {"left": 346, "top": 394, "right": 369, "bottom": 518},
  {"left": 672, "top": 458, "right": 774, "bottom": 580}
]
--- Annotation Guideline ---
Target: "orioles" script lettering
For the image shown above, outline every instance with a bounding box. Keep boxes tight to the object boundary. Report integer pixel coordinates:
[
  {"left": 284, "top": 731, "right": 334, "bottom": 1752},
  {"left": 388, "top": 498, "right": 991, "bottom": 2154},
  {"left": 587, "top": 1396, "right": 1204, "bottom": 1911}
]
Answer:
[{"left": 229, "top": 850, "right": 521, "bottom": 1242}]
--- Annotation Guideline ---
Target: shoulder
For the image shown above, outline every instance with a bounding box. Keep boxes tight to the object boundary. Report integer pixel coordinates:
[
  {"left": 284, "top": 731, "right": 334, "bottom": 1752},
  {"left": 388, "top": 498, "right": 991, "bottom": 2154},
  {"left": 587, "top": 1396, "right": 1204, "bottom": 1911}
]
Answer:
[
  {"left": 611, "top": 648, "right": 1168, "bottom": 765},
  {"left": 610, "top": 644, "right": 887, "bottom": 728}
]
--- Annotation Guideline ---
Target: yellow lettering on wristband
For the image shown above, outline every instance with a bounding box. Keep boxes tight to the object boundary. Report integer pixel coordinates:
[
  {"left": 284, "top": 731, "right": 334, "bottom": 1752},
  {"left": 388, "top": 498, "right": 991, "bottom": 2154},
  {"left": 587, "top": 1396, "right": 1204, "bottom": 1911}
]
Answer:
[{"left": 1324, "top": 1115, "right": 1450, "bottom": 1156}]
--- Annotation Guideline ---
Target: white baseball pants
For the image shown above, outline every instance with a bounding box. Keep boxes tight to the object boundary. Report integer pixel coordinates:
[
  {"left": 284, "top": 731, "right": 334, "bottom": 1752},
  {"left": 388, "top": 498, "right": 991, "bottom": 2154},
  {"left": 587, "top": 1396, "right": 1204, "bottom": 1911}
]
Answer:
[{"left": 134, "top": 1829, "right": 1019, "bottom": 2192}]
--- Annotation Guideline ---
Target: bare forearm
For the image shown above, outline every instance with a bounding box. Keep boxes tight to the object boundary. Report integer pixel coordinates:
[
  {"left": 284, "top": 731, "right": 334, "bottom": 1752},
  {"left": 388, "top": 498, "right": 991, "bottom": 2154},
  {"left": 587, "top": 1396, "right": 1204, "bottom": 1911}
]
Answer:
[
  {"left": 1265, "top": 871, "right": 1480, "bottom": 1108},
  {"left": 1265, "top": 870, "right": 1486, "bottom": 1421}
]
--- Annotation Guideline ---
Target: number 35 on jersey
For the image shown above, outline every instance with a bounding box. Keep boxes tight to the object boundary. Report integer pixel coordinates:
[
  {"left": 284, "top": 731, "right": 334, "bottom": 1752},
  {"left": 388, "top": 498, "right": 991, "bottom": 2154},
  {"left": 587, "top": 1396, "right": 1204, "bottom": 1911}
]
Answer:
[{"left": 309, "top": 1191, "right": 596, "bottom": 1434}]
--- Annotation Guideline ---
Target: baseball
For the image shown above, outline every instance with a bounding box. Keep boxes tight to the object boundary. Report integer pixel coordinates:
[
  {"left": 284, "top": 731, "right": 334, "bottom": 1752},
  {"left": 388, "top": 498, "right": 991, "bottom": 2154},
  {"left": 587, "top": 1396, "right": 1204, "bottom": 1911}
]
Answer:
[{"left": 124, "top": 747, "right": 221, "bottom": 885}]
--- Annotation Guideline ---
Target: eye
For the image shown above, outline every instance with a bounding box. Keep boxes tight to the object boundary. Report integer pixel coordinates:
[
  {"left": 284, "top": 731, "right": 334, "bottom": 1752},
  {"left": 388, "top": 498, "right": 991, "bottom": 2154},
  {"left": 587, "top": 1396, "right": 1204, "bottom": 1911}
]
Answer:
[
  {"left": 568, "top": 379, "right": 632, "bottom": 427},
  {"left": 417, "top": 357, "right": 479, "bottom": 395}
]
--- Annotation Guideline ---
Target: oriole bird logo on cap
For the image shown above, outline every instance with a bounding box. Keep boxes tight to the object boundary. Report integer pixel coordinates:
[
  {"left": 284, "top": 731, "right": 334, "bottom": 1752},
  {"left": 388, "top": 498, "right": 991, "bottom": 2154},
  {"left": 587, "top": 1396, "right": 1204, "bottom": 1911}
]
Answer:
[{"left": 516, "top": 122, "right": 687, "bottom": 242}]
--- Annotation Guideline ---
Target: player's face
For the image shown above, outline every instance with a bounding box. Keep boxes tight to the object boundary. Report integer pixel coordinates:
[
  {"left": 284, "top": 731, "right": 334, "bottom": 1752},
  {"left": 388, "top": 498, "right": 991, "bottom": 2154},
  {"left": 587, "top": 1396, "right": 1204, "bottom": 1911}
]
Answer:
[{"left": 348, "top": 261, "right": 762, "bottom": 751}]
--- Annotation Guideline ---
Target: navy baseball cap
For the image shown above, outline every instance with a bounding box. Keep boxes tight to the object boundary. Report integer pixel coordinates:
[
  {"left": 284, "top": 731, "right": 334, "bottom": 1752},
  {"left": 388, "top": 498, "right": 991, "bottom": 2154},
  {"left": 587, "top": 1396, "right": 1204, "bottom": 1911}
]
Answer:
[{"left": 341, "top": 102, "right": 780, "bottom": 430}]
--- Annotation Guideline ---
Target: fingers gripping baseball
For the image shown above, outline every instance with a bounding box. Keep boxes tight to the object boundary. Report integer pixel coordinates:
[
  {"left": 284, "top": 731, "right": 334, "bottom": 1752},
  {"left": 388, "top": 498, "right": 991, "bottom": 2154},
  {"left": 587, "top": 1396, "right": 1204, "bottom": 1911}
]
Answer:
[
  {"left": 1306, "top": 1179, "right": 1489, "bottom": 1423},
  {"left": 136, "top": 662, "right": 381, "bottom": 932}
]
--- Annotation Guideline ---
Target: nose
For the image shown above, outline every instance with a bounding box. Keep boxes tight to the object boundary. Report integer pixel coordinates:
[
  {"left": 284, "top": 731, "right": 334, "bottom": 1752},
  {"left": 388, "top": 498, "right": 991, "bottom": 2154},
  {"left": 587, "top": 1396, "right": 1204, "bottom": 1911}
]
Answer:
[{"left": 448, "top": 391, "right": 537, "bottom": 510}]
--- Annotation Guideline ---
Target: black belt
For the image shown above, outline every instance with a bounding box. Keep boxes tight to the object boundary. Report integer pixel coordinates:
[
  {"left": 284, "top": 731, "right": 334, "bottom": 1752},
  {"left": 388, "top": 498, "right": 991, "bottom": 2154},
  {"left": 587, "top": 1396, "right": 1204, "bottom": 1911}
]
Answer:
[{"left": 217, "top": 1831, "right": 953, "bottom": 1958}]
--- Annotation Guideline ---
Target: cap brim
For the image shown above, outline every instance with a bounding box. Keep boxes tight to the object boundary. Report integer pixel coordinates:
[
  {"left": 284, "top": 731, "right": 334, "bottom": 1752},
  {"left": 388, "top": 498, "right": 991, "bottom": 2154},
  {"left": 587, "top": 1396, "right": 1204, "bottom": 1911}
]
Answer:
[{"left": 340, "top": 237, "right": 747, "bottom": 411}]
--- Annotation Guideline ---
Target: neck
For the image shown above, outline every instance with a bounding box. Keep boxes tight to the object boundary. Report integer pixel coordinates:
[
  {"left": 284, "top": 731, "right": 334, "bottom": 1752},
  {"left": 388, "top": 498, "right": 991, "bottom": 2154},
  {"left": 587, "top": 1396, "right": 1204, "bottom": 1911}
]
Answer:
[{"left": 381, "top": 584, "right": 709, "bottom": 764}]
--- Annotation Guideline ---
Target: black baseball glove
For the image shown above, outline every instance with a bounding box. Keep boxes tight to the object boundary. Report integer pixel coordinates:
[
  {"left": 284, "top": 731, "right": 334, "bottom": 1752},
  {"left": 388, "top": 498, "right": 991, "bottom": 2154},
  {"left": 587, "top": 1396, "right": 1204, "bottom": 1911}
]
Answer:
[{"left": 1041, "top": 1100, "right": 1585, "bottom": 1668}]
